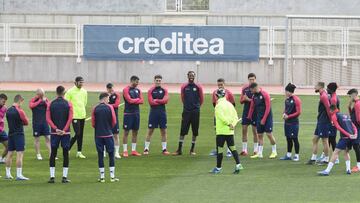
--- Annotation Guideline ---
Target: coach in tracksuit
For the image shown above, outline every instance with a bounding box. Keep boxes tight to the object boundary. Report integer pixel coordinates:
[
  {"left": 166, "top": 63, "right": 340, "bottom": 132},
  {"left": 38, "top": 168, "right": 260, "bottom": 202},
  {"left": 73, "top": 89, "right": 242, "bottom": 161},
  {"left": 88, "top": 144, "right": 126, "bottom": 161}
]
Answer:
[
  {"left": 92, "top": 92, "right": 118, "bottom": 183},
  {"left": 47, "top": 86, "right": 73, "bottom": 183},
  {"left": 65, "top": 76, "right": 87, "bottom": 159},
  {"left": 5, "top": 94, "right": 29, "bottom": 180},
  {"left": 173, "top": 71, "right": 204, "bottom": 156}
]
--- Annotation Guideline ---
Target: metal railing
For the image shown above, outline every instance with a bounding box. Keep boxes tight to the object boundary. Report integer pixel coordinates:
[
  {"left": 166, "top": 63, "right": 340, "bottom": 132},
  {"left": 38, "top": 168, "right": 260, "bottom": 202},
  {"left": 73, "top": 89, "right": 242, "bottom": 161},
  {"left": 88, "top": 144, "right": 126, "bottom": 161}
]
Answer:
[
  {"left": 0, "top": 23, "right": 359, "bottom": 65},
  {"left": 166, "top": 0, "right": 209, "bottom": 12}
]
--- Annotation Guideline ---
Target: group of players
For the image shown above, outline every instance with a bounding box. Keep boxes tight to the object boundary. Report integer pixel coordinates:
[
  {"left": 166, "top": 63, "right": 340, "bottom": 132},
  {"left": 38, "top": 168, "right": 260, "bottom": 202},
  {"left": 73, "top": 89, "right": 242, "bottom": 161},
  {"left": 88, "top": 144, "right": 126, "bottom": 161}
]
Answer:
[{"left": 0, "top": 71, "right": 360, "bottom": 182}]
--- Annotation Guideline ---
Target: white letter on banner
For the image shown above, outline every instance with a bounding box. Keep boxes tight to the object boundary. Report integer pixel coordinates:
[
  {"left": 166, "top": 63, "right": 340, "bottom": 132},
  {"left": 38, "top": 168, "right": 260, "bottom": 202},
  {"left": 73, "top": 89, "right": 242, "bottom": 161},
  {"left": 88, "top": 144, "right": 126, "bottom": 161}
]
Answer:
[
  {"left": 160, "top": 32, "right": 177, "bottom": 54},
  {"left": 144, "top": 38, "right": 160, "bottom": 54},
  {"left": 193, "top": 38, "right": 208, "bottom": 55},
  {"left": 134, "top": 37, "right": 145, "bottom": 54},
  {"left": 118, "top": 37, "right": 134, "bottom": 54},
  {"left": 209, "top": 38, "right": 224, "bottom": 55},
  {"left": 184, "top": 34, "right": 194, "bottom": 54}
]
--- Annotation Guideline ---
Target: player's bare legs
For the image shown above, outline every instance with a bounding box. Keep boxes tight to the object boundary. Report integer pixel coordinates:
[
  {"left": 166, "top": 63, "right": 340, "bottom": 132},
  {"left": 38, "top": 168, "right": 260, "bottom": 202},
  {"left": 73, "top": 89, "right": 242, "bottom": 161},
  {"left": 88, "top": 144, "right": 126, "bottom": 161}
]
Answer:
[
  {"left": 5, "top": 151, "right": 13, "bottom": 179},
  {"left": 252, "top": 126, "right": 259, "bottom": 154},
  {"left": 307, "top": 135, "right": 320, "bottom": 165},
  {"left": 1, "top": 141, "right": 8, "bottom": 162},
  {"left": 144, "top": 128, "right": 154, "bottom": 154},
  {"left": 131, "top": 130, "right": 141, "bottom": 156},
  {"left": 122, "top": 130, "right": 129, "bottom": 157},
  {"left": 45, "top": 136, "right": 51, "bottom": 157},
  {"left": 266, "top": 132, "right": 277, "bottom": 158},
  {"left": 113, "top": 133, "right": 120, "bottom": 158},
  {"left": 190, "top": 135, "right": 197, "bottom": 155}
]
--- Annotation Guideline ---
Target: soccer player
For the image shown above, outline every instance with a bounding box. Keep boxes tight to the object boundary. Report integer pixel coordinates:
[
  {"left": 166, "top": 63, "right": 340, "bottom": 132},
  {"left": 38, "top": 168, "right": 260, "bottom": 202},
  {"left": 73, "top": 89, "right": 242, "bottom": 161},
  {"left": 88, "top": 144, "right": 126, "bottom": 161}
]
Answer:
[
  {"left": 346, "top": 88, "right": 360, "bottom": 173},
  {"left": 320, "top": 82, "right": 340, "bottom": 164},
  {"left": 0, "top": 94, "right": 9, "bottom": 163},
  {"left": 29, "top": 88, "right": 51, "bottom": 160},
  {"left": 209, "top": 78, "right": 235, "bottom": 157},
  {"left": 5, "top": 94, "right": 29, "bottom": 180},
  {"left": 209, "top": 89, "right": 243, "bottom": 174},
  {"left": 122, "top": 75, "right": 144, "bottom": 157},
  {"left": 92, "top": 93, "right": 119, "bottom": 183},
  {"left": 46, "top": 86, "right": 73, "bottom": 183},
  {"left": 173, "top": 71, "right": 204, "bottom": 156},
  {"left": 247, "top": 83, "right": 277, "bottom": 159},
  {"left": 306, "top": 82, "right": 331, "bottom": 165},
  {"left": 65, "top": 76, "right": 87, "bottom": 159},
  {"left": 280, "top": 83, "right": 302, "bottom": 161},
  {"left": 318, "top": 105, "right": 357, "bottom": 176},
  {"left": 240, "top": 73, "right": 259, "bottom": 156},
  {"left": 106, "top": 83, "right": 121, "bottom": 159},
  {"left": 144, "top": 75, "right": 170, "bottom": 155}
]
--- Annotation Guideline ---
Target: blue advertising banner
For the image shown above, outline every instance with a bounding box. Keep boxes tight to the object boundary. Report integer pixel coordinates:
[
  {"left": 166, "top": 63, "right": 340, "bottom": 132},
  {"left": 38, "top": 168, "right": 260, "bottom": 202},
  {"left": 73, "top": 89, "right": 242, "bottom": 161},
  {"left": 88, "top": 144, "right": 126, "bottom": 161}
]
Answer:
[{"left": 83, "top": 25, "right": 259, "bottom": 61}]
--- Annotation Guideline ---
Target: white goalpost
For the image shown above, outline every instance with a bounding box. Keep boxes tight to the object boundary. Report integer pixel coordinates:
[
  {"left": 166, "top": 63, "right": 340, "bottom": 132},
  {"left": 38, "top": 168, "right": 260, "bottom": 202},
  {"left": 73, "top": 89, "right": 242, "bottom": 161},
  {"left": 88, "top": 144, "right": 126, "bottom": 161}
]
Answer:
[{"left": 284, "top": 15, "right": 360, "bottom": 88}]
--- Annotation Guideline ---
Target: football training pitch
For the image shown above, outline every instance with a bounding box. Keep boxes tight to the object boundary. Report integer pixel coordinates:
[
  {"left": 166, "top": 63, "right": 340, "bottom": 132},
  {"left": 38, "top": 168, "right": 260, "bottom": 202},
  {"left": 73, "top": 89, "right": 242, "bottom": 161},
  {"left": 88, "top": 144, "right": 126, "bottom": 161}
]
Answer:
[{"left": 0, "top": 91, "right": 359, "bottom": 203}]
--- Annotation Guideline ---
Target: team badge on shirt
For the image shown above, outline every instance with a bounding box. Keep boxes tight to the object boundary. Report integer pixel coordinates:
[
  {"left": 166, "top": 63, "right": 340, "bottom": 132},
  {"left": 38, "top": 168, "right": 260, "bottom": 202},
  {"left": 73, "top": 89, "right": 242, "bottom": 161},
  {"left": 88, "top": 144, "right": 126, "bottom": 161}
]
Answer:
[
  {"left": 159, "top": 90, "right": 163, "bottom": 94},
  {"left": 193, "top": 88, "right": 197, "bottom": 91},
  {"left": 135, "top": 90, "right": 139, "bottom": 94}
]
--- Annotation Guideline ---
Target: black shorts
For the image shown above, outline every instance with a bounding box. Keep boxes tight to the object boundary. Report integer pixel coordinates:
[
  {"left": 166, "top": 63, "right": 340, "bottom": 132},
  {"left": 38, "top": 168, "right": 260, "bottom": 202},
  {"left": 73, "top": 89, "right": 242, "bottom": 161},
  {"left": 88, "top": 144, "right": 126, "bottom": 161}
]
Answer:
[
  {"left": 180, "top": 111, "right": 200, "bottom": 136},
  {"left": 216, "top": 135, "right": 235, "bottom": 152}
]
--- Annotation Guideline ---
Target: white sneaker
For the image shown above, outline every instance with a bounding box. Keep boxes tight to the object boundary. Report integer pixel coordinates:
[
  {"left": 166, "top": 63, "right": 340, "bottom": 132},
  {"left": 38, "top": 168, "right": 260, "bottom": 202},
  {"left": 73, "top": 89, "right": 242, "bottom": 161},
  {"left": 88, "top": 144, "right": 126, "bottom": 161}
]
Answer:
[
  {"left": 5, "top": 175, "right": 13, "bottom": 180},
  {"left": 76, "top": 152, "right": 86, "bottom": 159},
  {"left": 293, "top": 156, "right": 300, "bottom": 162},
  {"left": 115, "top": 153, "right": 121, "bottom": 159},
  {"left": 16, "top": 175, "right": 29, "bottom": 181},
  {"left": 36, "top": 154, "right": 43, "bottom": 160},
  {"left": 0, "top": 158, "right": 5, "bottom": 164}
]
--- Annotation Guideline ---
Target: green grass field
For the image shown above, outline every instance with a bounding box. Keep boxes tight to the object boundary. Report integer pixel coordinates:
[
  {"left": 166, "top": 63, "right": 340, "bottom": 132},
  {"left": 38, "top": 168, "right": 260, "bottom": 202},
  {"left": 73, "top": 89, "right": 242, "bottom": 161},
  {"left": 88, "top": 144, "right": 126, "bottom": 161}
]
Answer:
[{"left": 0, "top": 91, "right": 359, "bottom": 203}]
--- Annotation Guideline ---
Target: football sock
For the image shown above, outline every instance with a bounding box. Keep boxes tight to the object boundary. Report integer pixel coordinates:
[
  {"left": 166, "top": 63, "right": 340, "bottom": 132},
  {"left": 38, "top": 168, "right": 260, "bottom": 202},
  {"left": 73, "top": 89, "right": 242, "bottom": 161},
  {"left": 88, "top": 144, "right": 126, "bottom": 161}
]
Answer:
[
  {"left": 325, "top": 162, "right": 334, "bottom": 173},
  {"left": 253, "top": 143, "right": 259, "bottom": 153},
  {"left": 131, "top": 143, "right": 137, "bottom": 151},
  {"left": 242, "top": 142, "right": 248, "bottom": 152},
  {"left": 144, "top": 141, "right": 150, "bottom": 150},
  {"left": 99, "top": 167, "right": 105, "bottom": 179},
  {"left": 109, "top": 167, "right": 115, "bottom": 178},
  {"left": 6, "top": 167, "right": 11, "bottom": 177},
  {"left": 50, "top": 167, "right": 55, "bottom": 178},
  {"left": 190, "top": 141, "right": 196, "bottom": 152},
  {"left": 115, "top": 145, "right": 120, "bottom": 154},
  {"left": 16, "top": 168, "right": 22, "bottom": 177},
  {"left": 162, "top": 142, "right": 167, "bottom": 150},
  {"left": 63, "top": 167, "right": 68, "bottom": 178},
  {"left": 123, "top": 144, "right": 127, "bottom": 152},
  {"left": 311, "top": 154, "right": 317, "bottom": 160},
  {"left": 272, "top": 144, "right": 277, "bottom": 153},
  {"left": 177, "top": 139, "right": 184, "bottom": 151},
  {"left": 346, "top": 160, "right": 351, "bottom": 171}
]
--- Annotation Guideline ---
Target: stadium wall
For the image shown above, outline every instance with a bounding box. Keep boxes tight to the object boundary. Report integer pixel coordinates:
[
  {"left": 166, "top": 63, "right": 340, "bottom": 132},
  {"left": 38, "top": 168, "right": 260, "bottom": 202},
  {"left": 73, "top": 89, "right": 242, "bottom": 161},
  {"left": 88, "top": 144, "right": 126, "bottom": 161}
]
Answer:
[{"left": 1, "top": 1, "right": 360, "bottom": 85}]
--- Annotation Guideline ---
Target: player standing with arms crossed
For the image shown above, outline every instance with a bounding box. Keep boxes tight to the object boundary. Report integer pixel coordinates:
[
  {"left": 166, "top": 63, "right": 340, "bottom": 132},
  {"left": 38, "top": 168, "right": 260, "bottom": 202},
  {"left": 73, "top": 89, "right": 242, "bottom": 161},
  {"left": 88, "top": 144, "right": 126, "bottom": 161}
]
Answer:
[
  {"left": 280, "top": 83, "right": 302, "bottom": 161},
  {"left": 173, "top": 71, "right": 204, "bottom": 156},
  {"left": 65, "top": 76, "right": 87, "bottom": 159},
  {"left": 247, "top": 83, "right": 277, "bottom": 159},
  {"left": 0, "top": 94, "right": 8, "bottom": 164},
  {"left": 5, "top": 95, "right": 29, "bottom": 180},
  {"left": 29, "top": 88, "right": 51, "bottom": 160},
  {"left": 92, "top": 93, "right": 119, "bottom": 183},
  {"left": 47, "top": 86, "right": 73, "bottom": 183},
  {"left": 122, "top": 76, "right": 144, "bottom": 157},
  {"left": 143, "top": 75, "right": 170, "bottom": 155},
  {"left": 106, "top": 83, "right": 121, "bottom": 159},
  {"left": 240, "top": 73, "right": 259, "bottom": 156}
]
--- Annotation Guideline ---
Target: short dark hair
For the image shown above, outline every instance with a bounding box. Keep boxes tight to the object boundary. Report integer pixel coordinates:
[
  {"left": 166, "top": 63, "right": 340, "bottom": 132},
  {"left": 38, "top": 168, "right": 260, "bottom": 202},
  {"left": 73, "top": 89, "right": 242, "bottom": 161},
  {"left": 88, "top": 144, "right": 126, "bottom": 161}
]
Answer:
[
  {"left": 249, "top": 82, "right": 258, "bottom": 89},
  {"left": 248, "top": 73, "right": 256, "bottom": 79},
  {"left": 56, "top": 86, "right": 65, "bottom": 96},
  {"left": 14, "top": 94, "right": 24, "bottom": 103},
  {"left": 317, "top": 82, "right": 325, "bottom": 88},
  {"left": 99, "top": 92, "right": 109, "bottom": 100},
  {"left": 347, "top": 88, "right": 358, "bottom": 95},
  {"left": 187, "top": 71, "right": 195, "bottom": 75},
  {"left": 0, "top": 94, "right": 8, "bottom": 100},
  {"left": 154, "top": 75, "right": 162, "bottom": 80},
  {"left": 75, "top": 76, "right": 84, "bottom": 82},
  {"left": 217, "top": 78, "right": 225, "bottom": 83},
  {"left": 106, "top": 83, "right": 113, "bottom": 89},
  {"left": 130, "top": 75, "right": 139, "bottom": 81}
]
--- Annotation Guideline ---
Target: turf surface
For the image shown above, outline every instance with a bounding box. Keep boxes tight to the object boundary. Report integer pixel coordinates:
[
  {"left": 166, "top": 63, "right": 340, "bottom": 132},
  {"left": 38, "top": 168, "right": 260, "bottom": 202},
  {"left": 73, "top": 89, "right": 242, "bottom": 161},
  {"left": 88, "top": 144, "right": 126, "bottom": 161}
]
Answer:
[{"left": 0, "top": 91, "right": 359, "bottom": 203}]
